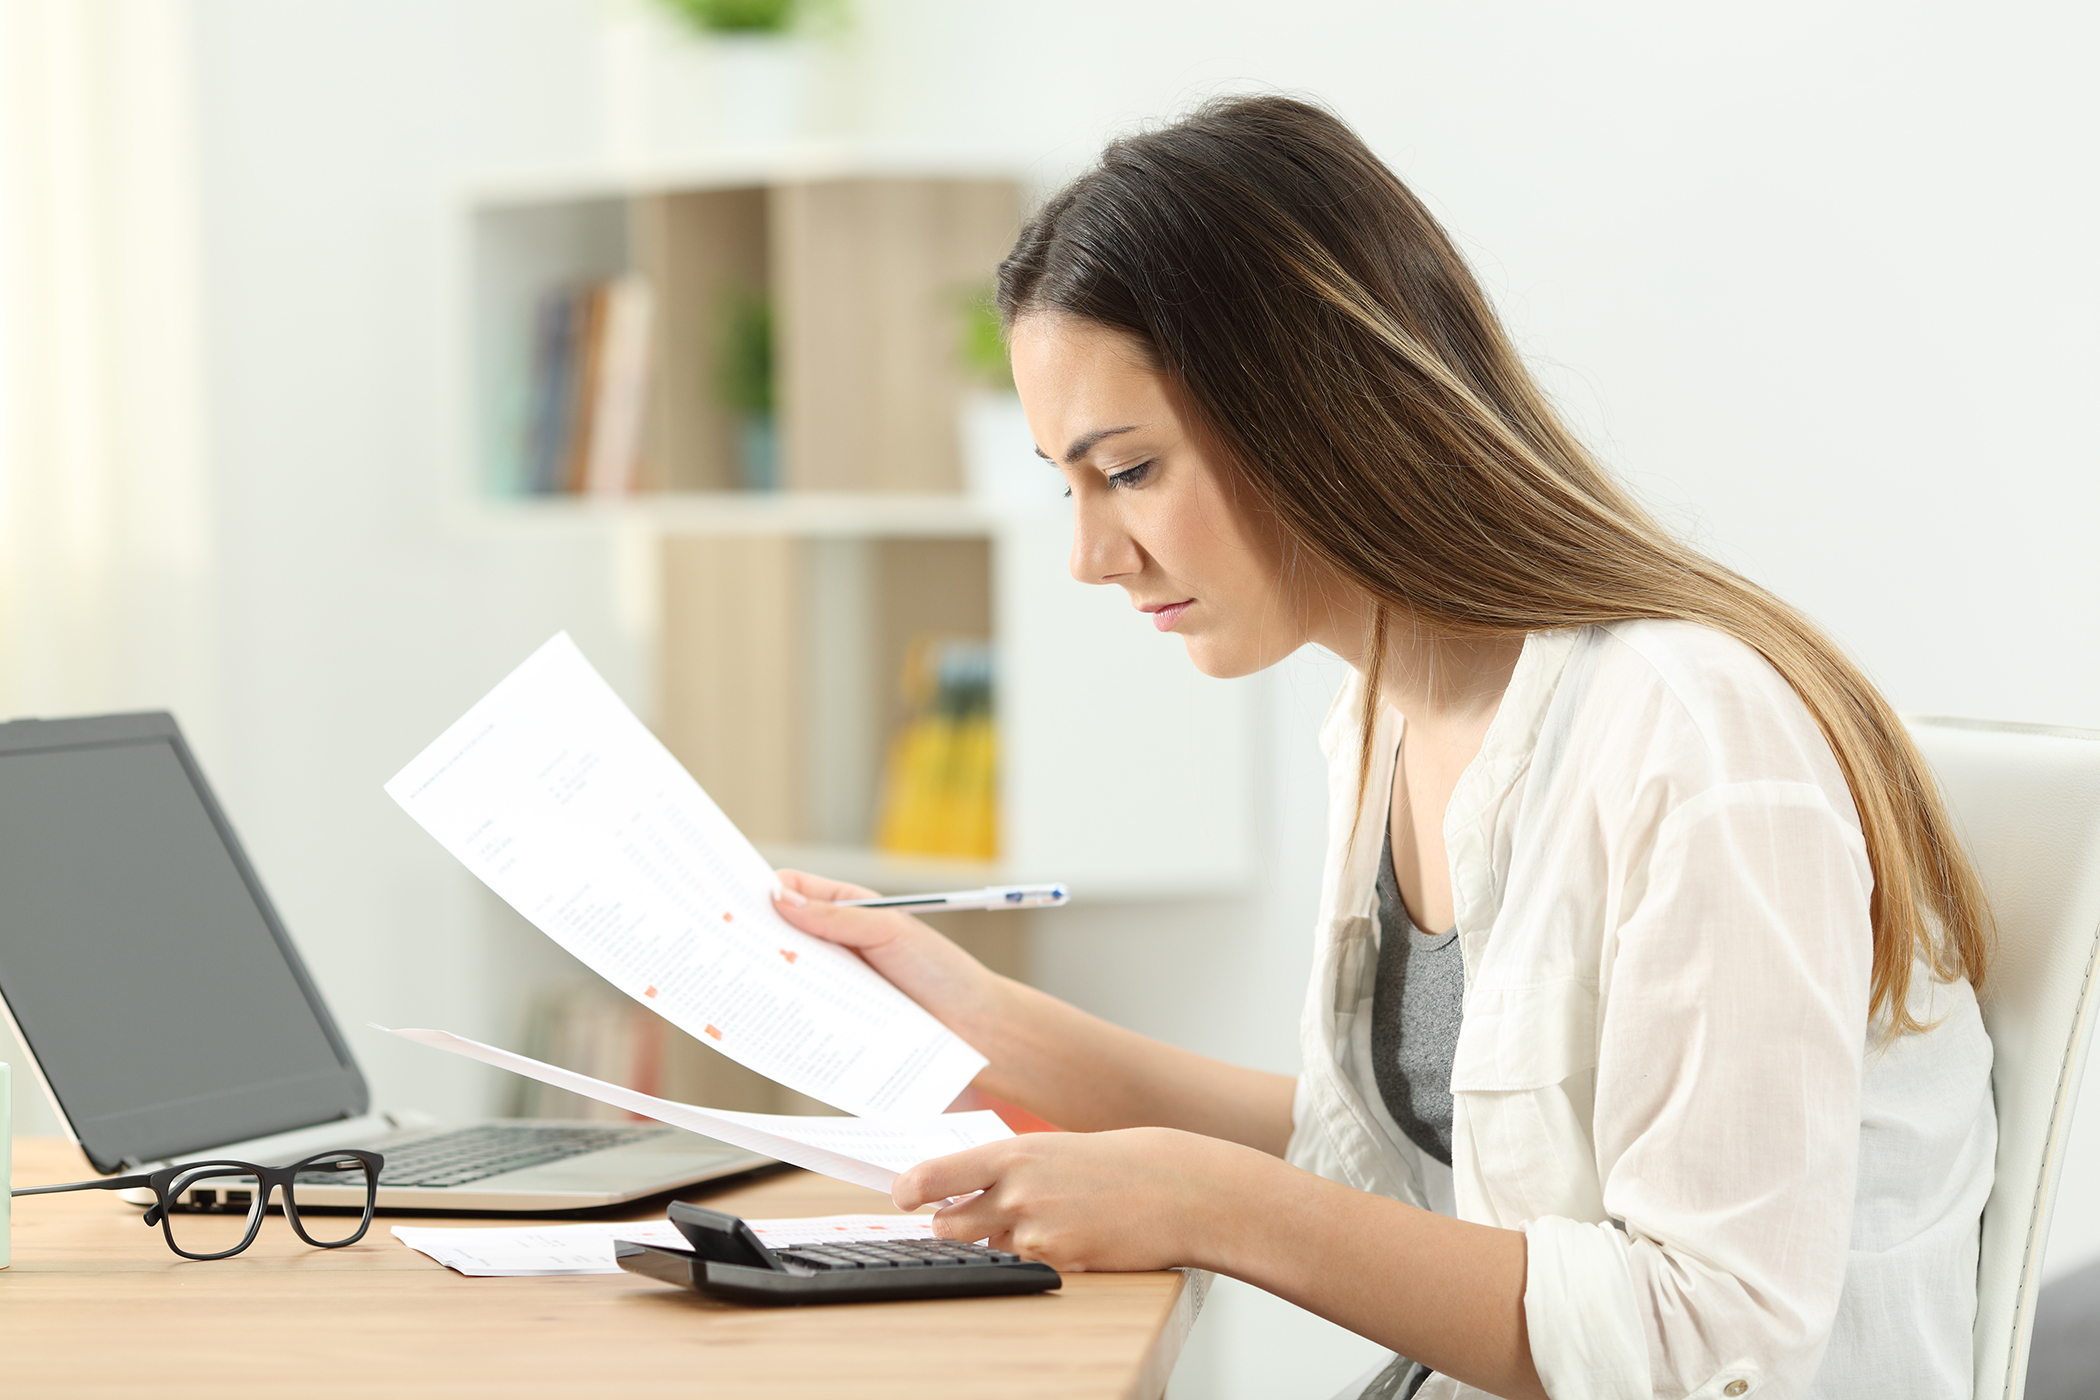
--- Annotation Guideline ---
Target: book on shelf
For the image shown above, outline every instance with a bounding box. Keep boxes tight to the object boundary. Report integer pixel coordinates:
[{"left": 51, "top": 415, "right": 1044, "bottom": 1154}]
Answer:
[
  {"left": 874, "top": 638, "right": 998, "bottom": 862},
  {"left": 520, "top": 273, "right": 655, "bottom": 497}
]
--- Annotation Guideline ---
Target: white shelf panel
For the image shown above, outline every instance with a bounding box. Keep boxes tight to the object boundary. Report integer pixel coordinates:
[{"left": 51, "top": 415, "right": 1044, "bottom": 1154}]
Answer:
[
  {"left": 472, "top": 491, "right": 1000, "bottom": 538},
  {"left": 465, "top": 139, "right": 1031, "bottom": 211}
]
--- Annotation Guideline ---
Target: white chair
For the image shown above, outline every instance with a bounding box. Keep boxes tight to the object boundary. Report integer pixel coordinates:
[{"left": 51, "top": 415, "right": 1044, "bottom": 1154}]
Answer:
[{"left": 1905, "top": 717, "right": 2100, "bottom": 1400}]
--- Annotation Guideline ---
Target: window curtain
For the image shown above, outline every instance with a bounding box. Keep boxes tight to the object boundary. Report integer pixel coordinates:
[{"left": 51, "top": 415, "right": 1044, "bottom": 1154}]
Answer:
[{"left": 0, "top": 0, "right": 214, "bottom": 724}]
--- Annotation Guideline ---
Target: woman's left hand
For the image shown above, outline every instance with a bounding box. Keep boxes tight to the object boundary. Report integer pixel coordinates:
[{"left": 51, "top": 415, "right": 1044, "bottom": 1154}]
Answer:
[{"left": 891, "top": 1126, "right": 1278, "bottom": 1274}]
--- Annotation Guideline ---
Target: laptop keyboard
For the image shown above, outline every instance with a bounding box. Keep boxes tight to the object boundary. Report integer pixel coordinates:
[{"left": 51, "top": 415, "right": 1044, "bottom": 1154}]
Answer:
[{"left": 371, "top": 1123, "right": 677, "bottom": 1189}]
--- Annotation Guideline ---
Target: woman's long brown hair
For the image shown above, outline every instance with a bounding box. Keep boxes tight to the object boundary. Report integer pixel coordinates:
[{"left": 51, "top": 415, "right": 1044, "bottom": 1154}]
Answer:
[{"left": 998, "top": 95, "right": 1988, "bottom": 1029}]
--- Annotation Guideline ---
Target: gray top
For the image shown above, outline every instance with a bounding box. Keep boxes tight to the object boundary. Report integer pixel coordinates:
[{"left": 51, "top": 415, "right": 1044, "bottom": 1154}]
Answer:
[{"left": 1370, "top": 821, "right": 1465, "bottom": 1167}]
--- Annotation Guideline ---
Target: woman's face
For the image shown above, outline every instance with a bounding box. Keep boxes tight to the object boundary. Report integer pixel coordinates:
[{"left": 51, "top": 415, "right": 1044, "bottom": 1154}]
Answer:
[{"left": 1008, "top": 314, "right": 1332, "bottom": 679}]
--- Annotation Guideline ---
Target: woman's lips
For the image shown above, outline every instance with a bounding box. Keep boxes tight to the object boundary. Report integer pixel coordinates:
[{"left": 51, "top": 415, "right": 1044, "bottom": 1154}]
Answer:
[{"left": 1148, "top": 600, "right": 1193, "bottom": 632}]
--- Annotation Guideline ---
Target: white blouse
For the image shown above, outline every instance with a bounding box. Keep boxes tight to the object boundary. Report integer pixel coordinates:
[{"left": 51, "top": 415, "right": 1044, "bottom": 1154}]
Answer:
[{"left": 1285, "top": 620, "right": 1996, "bottom": 1400}]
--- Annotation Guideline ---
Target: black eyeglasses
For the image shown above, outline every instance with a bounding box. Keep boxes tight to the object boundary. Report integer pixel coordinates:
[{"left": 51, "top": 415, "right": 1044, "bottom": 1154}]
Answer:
[{"left": 10, "top": 1150, "right": 384, "bottom": 1260}]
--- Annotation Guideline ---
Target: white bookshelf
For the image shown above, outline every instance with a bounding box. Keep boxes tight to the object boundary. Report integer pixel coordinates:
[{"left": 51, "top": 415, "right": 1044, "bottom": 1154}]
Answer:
[
  {"left": 469, "top": 489, "right": 994, "bottom": 538},
  {"left": 455, "top": 151, "right": 1256, "bottom": 906}
]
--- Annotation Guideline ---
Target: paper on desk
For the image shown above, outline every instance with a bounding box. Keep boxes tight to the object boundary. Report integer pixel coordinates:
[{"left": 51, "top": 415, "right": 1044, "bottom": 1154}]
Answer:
[
  {"left": 392, "top": 1215, "right": 940, "bottom": 1278},
  {"left": 394, "top": 1219, "right": 688, "bottom": 1276},
  {"left": 383, "top": 632, "right": 985, "bottom": 1119},
  {"left": 384, "top": 1027, "right": 1012, "bottom": 1193}
]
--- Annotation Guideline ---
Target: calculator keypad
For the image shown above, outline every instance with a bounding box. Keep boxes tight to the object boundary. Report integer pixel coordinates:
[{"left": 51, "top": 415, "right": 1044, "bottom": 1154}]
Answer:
[{"left": 774, "top": 1239, "right": 1023, "bottom": 1271}]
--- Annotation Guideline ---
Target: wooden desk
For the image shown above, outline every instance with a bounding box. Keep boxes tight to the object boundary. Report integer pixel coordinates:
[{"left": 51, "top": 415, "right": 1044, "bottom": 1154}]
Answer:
[{"left": 2, "top": 1138, "right": 1198, "bottom": 1399}]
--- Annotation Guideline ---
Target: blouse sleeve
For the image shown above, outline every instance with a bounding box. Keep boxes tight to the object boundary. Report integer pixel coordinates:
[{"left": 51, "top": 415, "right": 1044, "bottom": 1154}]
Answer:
[{"left": 1529, "top": 778, "right": 1875, "bottom": 1399}]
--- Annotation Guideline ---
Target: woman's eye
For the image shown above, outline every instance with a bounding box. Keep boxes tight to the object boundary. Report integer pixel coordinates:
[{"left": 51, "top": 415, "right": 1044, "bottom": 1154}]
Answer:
[{"left": 1105, "top": 461, "right": 1154, "bottom": 490}]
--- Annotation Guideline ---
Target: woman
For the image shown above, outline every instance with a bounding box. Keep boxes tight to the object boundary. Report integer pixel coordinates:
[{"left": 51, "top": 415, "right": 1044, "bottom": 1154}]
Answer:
[{"left": 772, "top": 96, "right": 1996, "bottom": 1400}]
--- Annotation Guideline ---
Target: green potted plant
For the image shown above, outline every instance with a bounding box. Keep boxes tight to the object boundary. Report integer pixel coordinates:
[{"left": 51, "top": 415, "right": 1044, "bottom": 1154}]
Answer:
[
  {"left": 654, "top": 0, "right": 797, "bottom": 34},
  {"left": 957, "top": 289, "right": 1014, "bottom": 395},
  {"left": 622, "top": 0, "right": 846, "bottom": 150},
  {"left": 716, "top": 285, "right": 777, "bottom": 491},
  {"left": 955, "top": 285, "right": 1056, "bottom": 505}
]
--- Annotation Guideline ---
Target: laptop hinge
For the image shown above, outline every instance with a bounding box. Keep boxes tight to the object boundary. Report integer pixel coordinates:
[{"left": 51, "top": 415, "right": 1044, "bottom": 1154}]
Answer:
[{"left": 138, "top": 1112, "right": 405, "bottom": 1173}]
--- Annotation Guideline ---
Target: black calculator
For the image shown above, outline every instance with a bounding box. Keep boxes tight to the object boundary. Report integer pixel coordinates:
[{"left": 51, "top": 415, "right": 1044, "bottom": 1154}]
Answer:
[{"left": 613, "top": 1201, "right": 1062, "bottom": 1305}]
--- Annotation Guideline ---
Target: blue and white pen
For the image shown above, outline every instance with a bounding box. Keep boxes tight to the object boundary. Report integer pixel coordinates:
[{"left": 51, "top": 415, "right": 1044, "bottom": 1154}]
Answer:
[{"left": 834, "top": 883, "right": 1070, "bottom": 912}]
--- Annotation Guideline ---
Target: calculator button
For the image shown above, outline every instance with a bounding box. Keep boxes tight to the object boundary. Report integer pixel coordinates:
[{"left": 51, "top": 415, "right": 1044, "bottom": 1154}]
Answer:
[
  {"left": 769, "top": 1237, "right": 1033, "bottom": 1271},
  {"left": 780, "top": 1250, "right": 858, "bottom": 1270}
]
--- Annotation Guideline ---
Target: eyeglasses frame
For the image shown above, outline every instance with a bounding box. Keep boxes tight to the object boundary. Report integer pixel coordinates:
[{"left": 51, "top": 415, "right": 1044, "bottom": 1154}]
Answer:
[{"left": 10, "top": 1149, "right": 385, "bottom": 1260}]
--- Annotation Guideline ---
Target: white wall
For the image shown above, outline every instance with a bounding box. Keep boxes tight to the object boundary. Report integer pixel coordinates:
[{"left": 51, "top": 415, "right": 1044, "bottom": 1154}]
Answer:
[
  {"left": 4, "top": 4, "right": 2092, "bottom": 1396},
  {"left": 862, "top": 0, "right": 2100, "bottom": 722}
]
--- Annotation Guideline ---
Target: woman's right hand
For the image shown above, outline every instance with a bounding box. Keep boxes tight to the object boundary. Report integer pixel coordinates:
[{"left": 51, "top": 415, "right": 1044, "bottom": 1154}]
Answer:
[{"left": 770, "top": 869, "right": 1004, "bottom": 1037}]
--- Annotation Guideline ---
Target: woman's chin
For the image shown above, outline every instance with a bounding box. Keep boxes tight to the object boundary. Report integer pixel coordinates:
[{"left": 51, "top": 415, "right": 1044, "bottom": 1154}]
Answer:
[{"left": 1179, "top": 635, "right": 1267, "bottom": 681}]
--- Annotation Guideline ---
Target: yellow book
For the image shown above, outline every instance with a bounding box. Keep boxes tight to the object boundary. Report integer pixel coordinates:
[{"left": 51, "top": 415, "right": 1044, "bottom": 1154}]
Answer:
[{"left": 875, "top": 639, "right": 997, "bottom": 861}]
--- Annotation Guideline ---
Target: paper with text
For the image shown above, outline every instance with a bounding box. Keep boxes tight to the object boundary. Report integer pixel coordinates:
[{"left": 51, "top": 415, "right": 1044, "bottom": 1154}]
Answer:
[
  {"left": 393, "top": 1220, "right": 687, "bottom": 1276},
  {"left": 391, "top": 1214, "right": 940, "bottom": 1277},
  {"left": 384, "top": 632, "right": 985, "bottom": 1118},
  {"left": 384, "top": 1026, "right": 1012, "bottom": 1193}
]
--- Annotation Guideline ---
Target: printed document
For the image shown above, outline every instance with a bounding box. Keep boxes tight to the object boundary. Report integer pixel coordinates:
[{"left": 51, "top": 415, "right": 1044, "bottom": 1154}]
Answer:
[
  {"left": 392, "top": 1214, "right": 940, "bottom": 1278},
  {"left": 384, "top": 632, "right": 986, "bottom": 1118},
  {"left": 385, "top": 1027, "right": 1012, "bottom": 1193}
]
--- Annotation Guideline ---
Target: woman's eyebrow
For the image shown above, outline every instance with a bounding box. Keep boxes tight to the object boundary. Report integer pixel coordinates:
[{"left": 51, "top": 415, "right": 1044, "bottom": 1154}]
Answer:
[{"left": 1033, "top": 424, "right": 1140, "bottom": 466}]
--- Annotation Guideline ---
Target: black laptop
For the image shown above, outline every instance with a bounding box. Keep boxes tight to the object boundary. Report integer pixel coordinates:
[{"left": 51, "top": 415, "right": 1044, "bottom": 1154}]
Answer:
[{"left": 0, "top": 711, "right": 771, "bottom": 1210}]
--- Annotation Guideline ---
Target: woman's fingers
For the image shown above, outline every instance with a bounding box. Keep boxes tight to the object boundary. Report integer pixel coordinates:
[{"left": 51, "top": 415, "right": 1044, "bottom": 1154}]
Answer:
[
  {"left": 892, "top": 1142, "right": 1008, "bottom": 1212},
  {"left": 767, "top": 871, "right": 995, "bottom": 1027},
  {"left": 928, "top": 1192, "right": 1011, "bottom": 1247},
  {"left": 771, "top": 876, "right": 920, "bottom": 952},
  {"left": 771, "top": 868, "right": 905, "bottom": 950},
  {"left": 773, "top": 868, "right": 879, "bottom": 903},
  {"left": 895, "top": 1128, "right": 1241, "bottom": 1276}
]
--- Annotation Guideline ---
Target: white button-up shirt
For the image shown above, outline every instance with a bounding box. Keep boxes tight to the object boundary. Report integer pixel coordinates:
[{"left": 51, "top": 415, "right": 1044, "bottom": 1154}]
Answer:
[{"left": 1286, "top": 621, "right": 1995, "bottom": 1400}]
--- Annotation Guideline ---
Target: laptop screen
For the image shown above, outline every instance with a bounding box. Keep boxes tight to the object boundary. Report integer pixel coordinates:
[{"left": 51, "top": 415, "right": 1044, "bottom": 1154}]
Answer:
[{"left": 0, "top": 714, "right": 366, "bottom": 1172}]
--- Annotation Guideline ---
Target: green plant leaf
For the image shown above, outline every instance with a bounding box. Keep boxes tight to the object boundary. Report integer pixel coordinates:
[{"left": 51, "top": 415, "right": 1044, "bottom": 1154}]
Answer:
[
  {"left": 957, "top": 285, "right": 1013, "bottom": 392},
  {"left": 655, "top": 0, "right": 798, "bottom": 35},
  {"left": 715, "top": 284, "right": 775, "bottom": 415}
]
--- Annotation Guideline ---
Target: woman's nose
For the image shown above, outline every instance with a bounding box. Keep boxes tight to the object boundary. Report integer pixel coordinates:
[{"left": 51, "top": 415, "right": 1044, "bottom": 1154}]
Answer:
[{"left": 1068, "top": 498, "right": 1141, "bottom": 585}]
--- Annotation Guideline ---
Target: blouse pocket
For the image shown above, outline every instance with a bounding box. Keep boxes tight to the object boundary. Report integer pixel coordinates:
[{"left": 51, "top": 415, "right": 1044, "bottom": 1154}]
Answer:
[
  {"left": 1330, "top": 914, "right": 1377, "bottom": 1016},
  {"left": 1449, "top": 976, "right": 1597, "bottom": 1094}
]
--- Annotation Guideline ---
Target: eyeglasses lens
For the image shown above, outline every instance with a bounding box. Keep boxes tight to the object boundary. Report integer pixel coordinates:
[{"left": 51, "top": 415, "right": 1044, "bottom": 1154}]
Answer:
[
  {"left": 165, "top": 1168, "right": 267, "bottom": 1257},
  {"left": 285, "top": 1155, "right": 375, "bottom": 1246}
]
